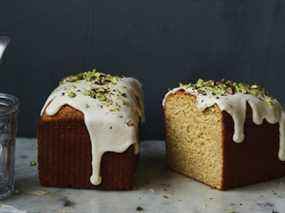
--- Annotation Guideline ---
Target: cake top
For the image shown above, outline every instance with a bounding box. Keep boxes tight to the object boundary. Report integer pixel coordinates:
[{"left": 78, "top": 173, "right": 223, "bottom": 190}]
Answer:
[
  {"left": 179, "top": 79, "right": 274, "bottom": 105},
  {"left": 61, "top": 69, "right": 121, "bottom": 85},
  {"left": 41, "top": 69, "right": 144, "bottom": 186},
  {"left": 53, "top": 69, "right": 135, "bottom": 113}
]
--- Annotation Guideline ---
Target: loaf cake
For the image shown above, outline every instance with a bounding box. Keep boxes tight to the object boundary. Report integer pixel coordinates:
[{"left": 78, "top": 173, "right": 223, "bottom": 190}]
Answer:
[
  {"left": 37, "top": 69, "right": 144, "bottom": 190},
  {"left": 163, "top": 79, "right": 285, "bottom": 190}
]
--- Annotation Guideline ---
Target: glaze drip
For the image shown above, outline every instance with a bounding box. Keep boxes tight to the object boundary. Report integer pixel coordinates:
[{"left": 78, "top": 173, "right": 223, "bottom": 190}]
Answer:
[
  {"left": 163, "top": 79, "right": 285, "bottom": 161},
  {"left": 41, "top": 70, "right": 144, "bottom": 185}
]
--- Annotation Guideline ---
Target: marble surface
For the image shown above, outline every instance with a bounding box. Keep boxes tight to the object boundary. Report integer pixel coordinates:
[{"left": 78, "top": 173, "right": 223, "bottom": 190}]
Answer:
[{"left": 1, "top": 138, "right": 285, "bottom": 213}]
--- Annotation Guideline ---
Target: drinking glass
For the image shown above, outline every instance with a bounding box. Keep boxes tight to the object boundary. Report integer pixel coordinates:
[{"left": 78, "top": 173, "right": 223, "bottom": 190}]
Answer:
[
  {"left": 0, "top": 36, "right": 10, "bottom": 61},
  {"left": 0, "top": 93, "right": 19, "bottom": 199}
]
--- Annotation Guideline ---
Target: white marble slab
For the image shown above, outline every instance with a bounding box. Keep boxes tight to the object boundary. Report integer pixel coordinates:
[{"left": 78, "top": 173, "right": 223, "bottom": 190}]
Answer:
[{"left": 1, "top": 138, "right": 285, "bottom": 213}]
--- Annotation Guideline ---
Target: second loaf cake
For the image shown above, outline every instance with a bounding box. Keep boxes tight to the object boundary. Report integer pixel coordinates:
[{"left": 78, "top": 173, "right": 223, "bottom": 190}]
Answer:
[{"left": 163, "top": 79, "right": 285, "bottom": 190}]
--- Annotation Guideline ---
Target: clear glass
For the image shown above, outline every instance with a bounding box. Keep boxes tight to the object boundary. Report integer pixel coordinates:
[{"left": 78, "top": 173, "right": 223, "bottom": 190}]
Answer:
[
  {"left": 0, "top": 93, "right": 19, "bottom": 199},
  {"left": 0, "top": 36, "right": 10, "bottom": 62}
]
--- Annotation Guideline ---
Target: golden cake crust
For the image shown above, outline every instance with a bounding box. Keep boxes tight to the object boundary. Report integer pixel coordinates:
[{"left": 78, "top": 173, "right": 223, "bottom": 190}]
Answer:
[
  {"left": 37, "top": 105, "right": 138, "bottom": 190},
  {"left": 41, "top": 104, "right": 83, "bottom": 121}
]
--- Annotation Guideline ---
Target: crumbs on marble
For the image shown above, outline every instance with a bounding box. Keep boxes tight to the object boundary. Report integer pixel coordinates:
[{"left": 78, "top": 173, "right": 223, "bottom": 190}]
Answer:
[
  {"left": 29, "top": 190, "right": 49, "bottom": 196},
  {"left": 136, "top": 206, "right": 144, "bottom": 211},
  {"left": 160, "top": 183, "right": 170, "bottom": 187},
  {"left": 257, "top": 202, "right": 274, "bottom": 208},
  {"left": 13, "top": 189, "right": 22, "bottom": 195},
  {"left": 58, "top": 197, "right": 75, "bottom": 208},
  {"left": 160, "top": 183, "right": 171, "bottom": 192},
  {"left": 256, "top": 202, "right": 279, "bottom": 213},
  {"left": 272, "top": 190, "right": 282, "bottom": 198},
  {"left": 30, "top": 160, "right": 37, "bottom": 167},
  {"left": 20, "top": 155, "right": 28, "bottom": 159}
]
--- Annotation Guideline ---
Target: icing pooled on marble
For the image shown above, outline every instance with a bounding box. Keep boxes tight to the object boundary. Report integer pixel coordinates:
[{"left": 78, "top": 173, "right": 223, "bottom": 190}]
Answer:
[
  {"left": 41, "top": 70, "right": 144, "bottom": 185},
  {"left": 163, "top": 79, "right": 285, "bottom": 161}
]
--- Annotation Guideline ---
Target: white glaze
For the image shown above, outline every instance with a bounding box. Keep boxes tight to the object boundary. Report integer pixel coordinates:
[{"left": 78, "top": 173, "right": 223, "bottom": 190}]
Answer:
[
  {"left": 163, "top": 87, "right": 285, "bottom": 160},
  {"left": 41, "top": 77, "right": 144, "bottom": 185}
]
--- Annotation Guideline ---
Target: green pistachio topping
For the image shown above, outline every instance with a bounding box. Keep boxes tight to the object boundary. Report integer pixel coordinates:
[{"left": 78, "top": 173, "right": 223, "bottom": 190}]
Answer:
[
  {"left": 30, "top": 160, "right": 37, "bottom": 167},
  {"left": 60, "top": 69, "right": 134, "bottom": 111},
  {"left": 67, "top": 91, "right": 76, "bottom": 98},
  {"left": 179, "top": 79, "right": 274, "bottom": 105},
  {"left": 61, "top": 69, "right": 121, "bottom": 85}
]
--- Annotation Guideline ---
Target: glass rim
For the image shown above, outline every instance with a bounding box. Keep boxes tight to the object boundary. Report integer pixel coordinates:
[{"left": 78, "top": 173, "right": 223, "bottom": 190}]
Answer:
[{"left": 0, "top": 93, "right": 19, "bottom": 115}]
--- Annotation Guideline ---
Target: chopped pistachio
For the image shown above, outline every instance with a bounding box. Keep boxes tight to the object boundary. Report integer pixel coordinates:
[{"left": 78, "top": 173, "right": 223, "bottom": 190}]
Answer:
[
  {"left": 122, "top": 100, "right": 130, "bottom": 106},
  {"left": 59, "top": 69, "right": 135, "bottom": 112},
  {"left": 179, "top": 82, "right": 192, "bottom": 88},
  {"left": 265, "top": 96, "right": 274, "bottom": 106},
  {"left": 61, "top": 69, "right": 121, "bottom": 85},
  {"left": 196, "top": 78, "right": 204, "bottom": 87},
  {"left": 96, "top": 94, "right": 108, "bottom": 102},
  {"left": 179, "top": 79, "right": 274, "bottom": 101},
  {"left": 67, "top": 91, "right": 76, "bottom": 98},
  {"left": 110, "top": 76, "right": 120, "bottom": 84},
  {"left": 110, "top": 107, "right": 120, "bottom": 112},
  {"left": 82, "top": 90, "right": 94, "bottom": 97},
  {"left": 61, "top": 75, "right": 79, "bottom": 83},
  {"left": 30, "top": 160, "right": 37, "bottom": 167}
]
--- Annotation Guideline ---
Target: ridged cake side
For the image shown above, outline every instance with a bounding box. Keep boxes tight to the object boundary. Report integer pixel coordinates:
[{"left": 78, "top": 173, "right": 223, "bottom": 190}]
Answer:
[{"left": 37, "top": 105, "right": 138, "bottom": 190}]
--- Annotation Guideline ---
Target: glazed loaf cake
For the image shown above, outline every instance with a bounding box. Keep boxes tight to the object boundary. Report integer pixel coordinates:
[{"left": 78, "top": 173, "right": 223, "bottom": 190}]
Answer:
[
  {"left": 38, "top": 70, "right": 144, "bottom": 190},
  {"left": 163, "top": 79, "right": 285, "bottom": 190}
]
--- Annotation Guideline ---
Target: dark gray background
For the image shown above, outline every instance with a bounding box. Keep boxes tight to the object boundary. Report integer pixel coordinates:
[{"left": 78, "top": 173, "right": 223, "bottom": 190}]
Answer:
[{"left": 1, "top": 0, "right": 285, "bottom": 139}]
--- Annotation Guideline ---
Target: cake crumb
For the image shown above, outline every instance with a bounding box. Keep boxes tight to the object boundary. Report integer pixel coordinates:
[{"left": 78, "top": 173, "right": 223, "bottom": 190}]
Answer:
[
  {"left": 160, "top": 183, "right": 170, "bottom": 188},
  {"left": 13, "top": 189, "right": 22, "bottom": 195},
  {"left": 136, "top": 206, "right": 144, "bottom": 211},
  {"left": 29, "top": 190, "right": 48, "bottom": 196},
  {"left": 30, "top": 160, "right": 37, "bottom": 167},
  {"left": 59, "top": 197, "right": 75, "bottom": 207},
  {"left": 257, "top": 202, "right": 274, "bottom": 208},
  {"left": 127, "top": 120, "right": 135, "bottom": 127}
]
